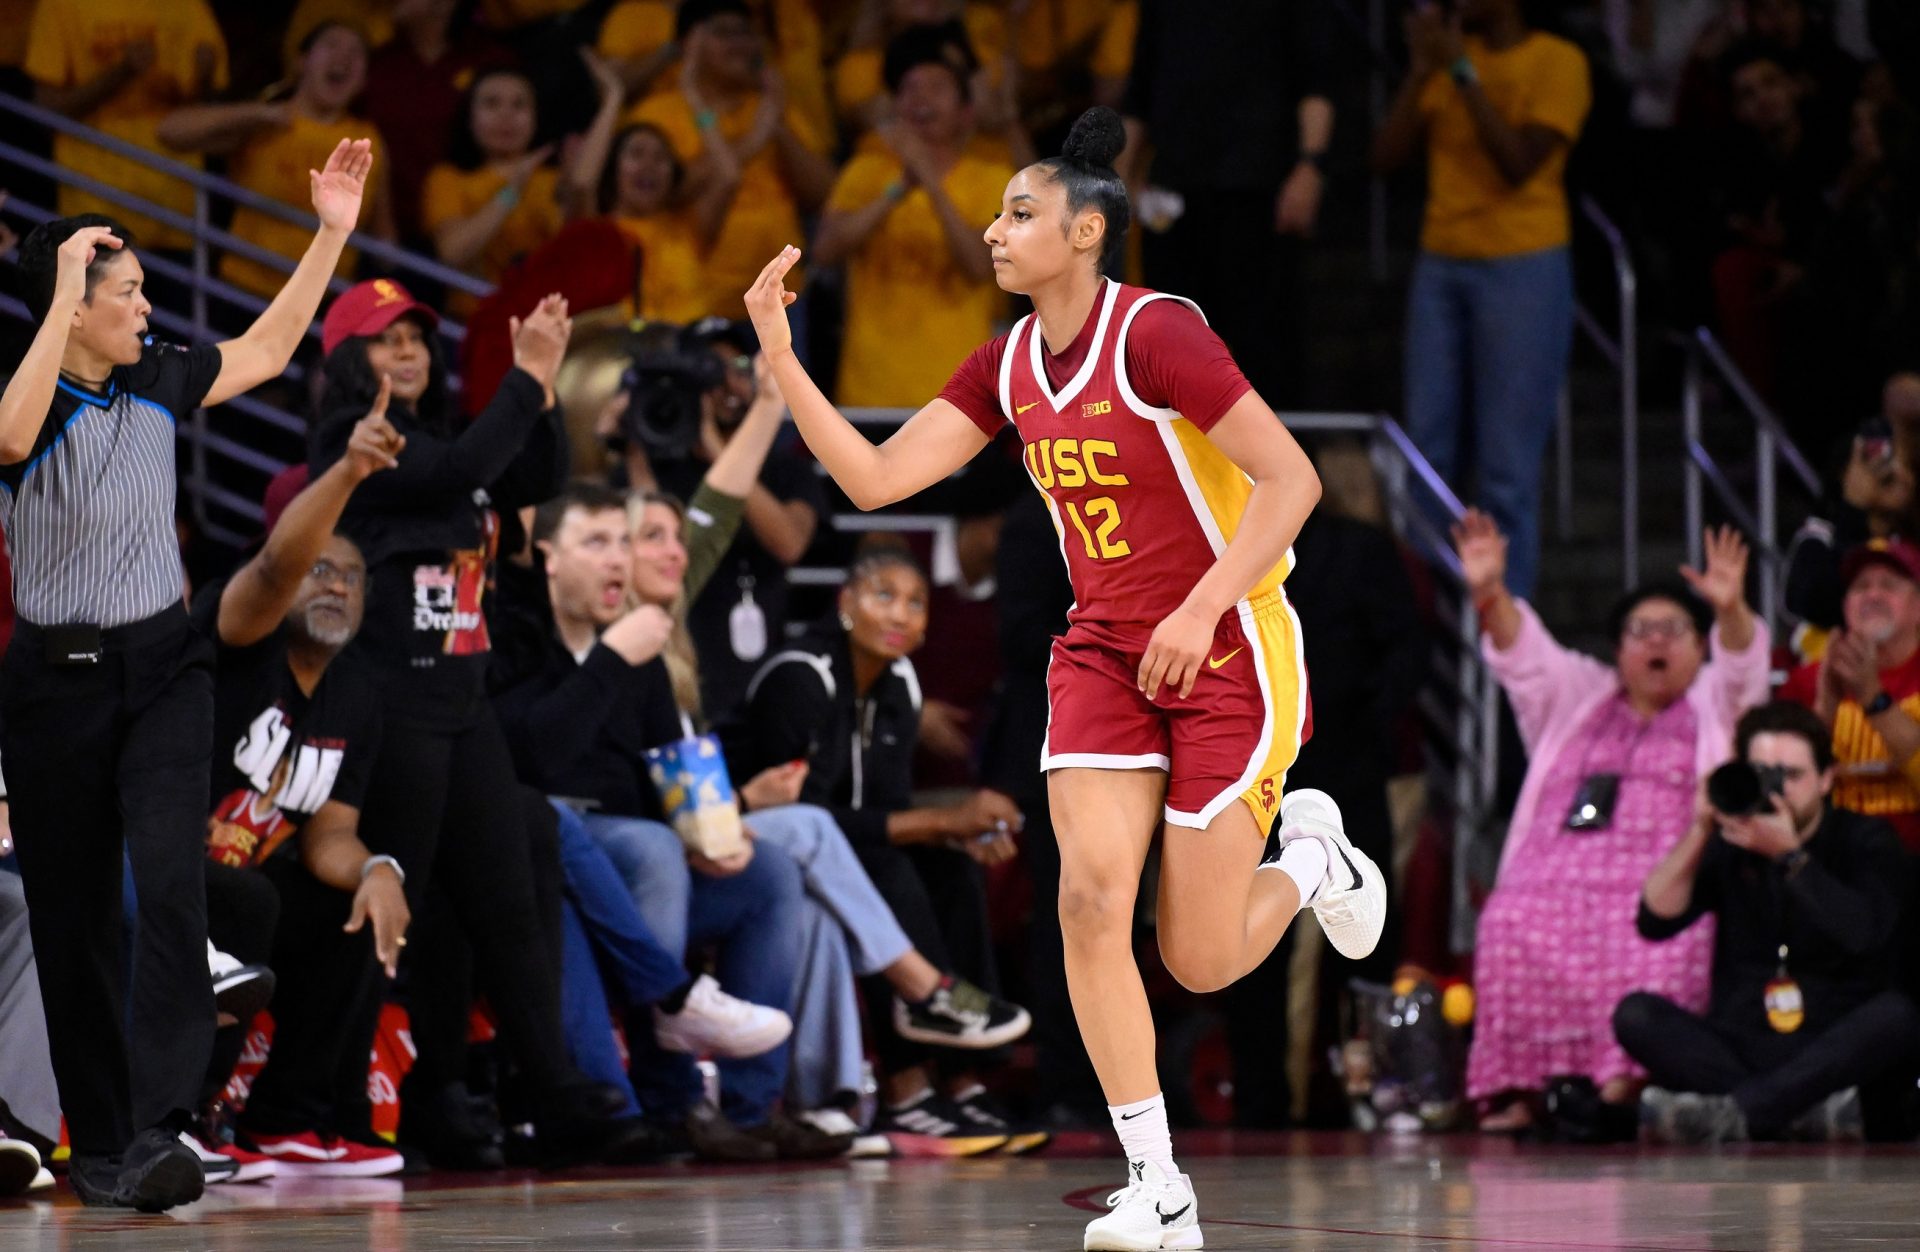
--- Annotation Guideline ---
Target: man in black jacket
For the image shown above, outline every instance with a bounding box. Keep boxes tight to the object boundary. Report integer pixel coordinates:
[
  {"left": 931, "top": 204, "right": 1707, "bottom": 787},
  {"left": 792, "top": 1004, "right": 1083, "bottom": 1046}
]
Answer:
[
  {"left": 490, "top": 482, "right": 840, "bottom": 1161},
  {"left": 1615, "top": 700, "right": 1920, "bottom": 1142}
]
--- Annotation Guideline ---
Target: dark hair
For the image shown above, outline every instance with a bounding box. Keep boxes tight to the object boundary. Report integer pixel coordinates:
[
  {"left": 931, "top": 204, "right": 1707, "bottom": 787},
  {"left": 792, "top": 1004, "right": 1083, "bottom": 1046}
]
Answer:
[
  {"left": 1735, "top": 700, "right": 1835, "bottom": 773},
  {"left": 597, "top": 123, "right": 685, "bottom": 216},
  {"left": 846, "top": 537, "right": 929, "bottom": 592},
  {"left": 676, "top": 0, "right": 752, "bottom": 40},
  {"left": 532, "top": 479, "right": 630, "bottom": 549},
  {"left": 315, "top": 317, "right": 452, "bottom": 437},
  {"left": 18, "top": 214, "right": 138, "bottom": 323},
  {"left": 882, "top": 21, "right": 977, "bottom": 99},
  {"left": 297, "top": 18, "right": 368, "bottom": 58},
  {"left": 1721, "top": 38, "right": 1793, "bottom": 88},
  {"left": 448, "top": 66, "right": 539, "bottom": 172},
  {"left": 1605, "top": 579, "right": 1714, "bottom": 645},
  {"left": 1034, "top": 106, "right": 1130, "bottom": 277}
]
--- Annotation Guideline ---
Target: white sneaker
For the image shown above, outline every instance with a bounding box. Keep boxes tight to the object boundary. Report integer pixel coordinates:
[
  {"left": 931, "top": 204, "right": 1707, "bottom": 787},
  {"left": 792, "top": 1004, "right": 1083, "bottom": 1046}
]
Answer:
[
  {"left": 28, "top": 1167, "right": 53, "bottom": 1192},
  {"left": 654, "top": 973, "right": 793, "bottom": 1058},
  {"left": 1083, "top": 1159, "right": 1203, "bottom": 1250},
  {"left": 206, "top": 940, "right": 276, "bottom": 1021},
  {"left": 0, "top": 1138, "right": 40, "bottom": 1197},
  {"left": 1277, "top": 789, "right": 1386, "bottom": 960}
]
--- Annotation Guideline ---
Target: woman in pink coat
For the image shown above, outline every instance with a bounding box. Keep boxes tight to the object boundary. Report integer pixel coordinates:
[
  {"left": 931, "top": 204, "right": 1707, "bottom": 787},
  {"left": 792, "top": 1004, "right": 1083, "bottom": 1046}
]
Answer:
[{"left": 1454, "top": 512, "right": 1771, "bottom": 1132}]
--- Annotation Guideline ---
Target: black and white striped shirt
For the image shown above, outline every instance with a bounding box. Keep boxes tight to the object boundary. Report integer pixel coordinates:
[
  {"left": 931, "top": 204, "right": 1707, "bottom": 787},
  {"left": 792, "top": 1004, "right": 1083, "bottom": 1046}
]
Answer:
[{"left": 0, "top": 339, "right": 222, "bottom": 628}]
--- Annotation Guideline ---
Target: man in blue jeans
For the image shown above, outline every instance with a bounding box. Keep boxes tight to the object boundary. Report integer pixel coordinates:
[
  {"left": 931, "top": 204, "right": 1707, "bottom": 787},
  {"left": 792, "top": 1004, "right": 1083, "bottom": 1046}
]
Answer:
[
  {"left": 1372, "top": 0, "right": 1591, "bottom": 597},
  {"left": 490, "top": 486, "right": 842, "bottom": 1162}
]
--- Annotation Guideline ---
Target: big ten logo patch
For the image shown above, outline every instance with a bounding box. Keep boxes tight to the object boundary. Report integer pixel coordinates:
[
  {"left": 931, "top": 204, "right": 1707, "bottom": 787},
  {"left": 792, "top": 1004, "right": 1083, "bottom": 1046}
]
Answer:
[{"left": 1082, "top": 399, "right": 1112, "bottom": 417}]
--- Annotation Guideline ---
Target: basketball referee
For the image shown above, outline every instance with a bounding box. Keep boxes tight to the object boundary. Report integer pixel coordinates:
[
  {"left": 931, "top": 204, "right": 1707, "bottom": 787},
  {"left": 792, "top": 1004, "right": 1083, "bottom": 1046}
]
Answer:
[{"left": 0, "top": 139, "right": 374, "bottom": 1211}]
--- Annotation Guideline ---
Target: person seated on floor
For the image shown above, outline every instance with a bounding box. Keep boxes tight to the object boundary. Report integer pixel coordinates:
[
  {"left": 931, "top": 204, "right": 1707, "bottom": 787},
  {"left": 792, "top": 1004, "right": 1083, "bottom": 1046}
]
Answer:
[
  {"left": 1452, "top": 511, "right": 1771, "bottom": 1132},
  {"left": 626, "top": 481, "right": 1033, "bottom": 1146},
  {"left": 1617, "top": 700, "right": 1920, "bottom": 1143},
  {"left": 492, "top": 482, "right": 844, "bottom": 1163},
  {"left": 737, "top": 542, "right": 1035, "bottom": 1153}
]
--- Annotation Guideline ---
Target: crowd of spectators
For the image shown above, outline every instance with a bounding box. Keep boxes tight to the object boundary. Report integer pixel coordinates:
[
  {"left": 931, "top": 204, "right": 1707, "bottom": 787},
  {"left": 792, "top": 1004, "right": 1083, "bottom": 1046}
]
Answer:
[{"left": 0, "top": 0, "right": 1916, "bottom": 1208}]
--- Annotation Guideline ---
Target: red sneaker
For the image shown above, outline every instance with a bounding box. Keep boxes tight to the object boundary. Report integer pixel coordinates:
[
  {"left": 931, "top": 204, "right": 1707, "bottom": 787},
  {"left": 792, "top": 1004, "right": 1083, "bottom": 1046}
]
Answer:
[
  {"left": 251, "top": 1131, "right": 405, "bottom": 1177},
  {"left": 213, "top": 1138, "right": 279, "bottom": 1184}
]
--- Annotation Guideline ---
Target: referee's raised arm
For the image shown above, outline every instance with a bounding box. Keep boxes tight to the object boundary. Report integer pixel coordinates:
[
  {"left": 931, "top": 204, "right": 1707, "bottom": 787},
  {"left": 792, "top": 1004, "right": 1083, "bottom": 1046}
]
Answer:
[
  {"left": 205, "top": 137, "right": 373, "bottom": 407},
  {"left": 0, "top": 224, "right": 124, "bottom": 459}
]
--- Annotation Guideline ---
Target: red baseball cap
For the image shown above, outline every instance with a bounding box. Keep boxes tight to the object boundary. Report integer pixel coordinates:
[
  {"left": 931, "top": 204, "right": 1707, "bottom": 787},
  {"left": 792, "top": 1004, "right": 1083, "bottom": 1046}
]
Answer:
[
  {"left": 1842, "top": 537, "right": 1920, "bottom": 589},
  {"left": 321, "top": 278, "right": 440, "bottom": 357}
]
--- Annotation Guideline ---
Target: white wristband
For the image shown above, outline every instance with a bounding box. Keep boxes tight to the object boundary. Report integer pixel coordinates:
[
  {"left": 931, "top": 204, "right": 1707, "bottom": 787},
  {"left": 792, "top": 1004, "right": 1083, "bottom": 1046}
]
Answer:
[{"left": 360, "top": 854, "right": 404, "bottom": 886}]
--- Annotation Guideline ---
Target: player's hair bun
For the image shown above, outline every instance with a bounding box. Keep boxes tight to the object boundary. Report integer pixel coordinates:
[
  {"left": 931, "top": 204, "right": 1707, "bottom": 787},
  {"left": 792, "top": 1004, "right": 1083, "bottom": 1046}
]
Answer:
[{"left": 1060, "top": 106, "right": 1125, "bottom": 170}]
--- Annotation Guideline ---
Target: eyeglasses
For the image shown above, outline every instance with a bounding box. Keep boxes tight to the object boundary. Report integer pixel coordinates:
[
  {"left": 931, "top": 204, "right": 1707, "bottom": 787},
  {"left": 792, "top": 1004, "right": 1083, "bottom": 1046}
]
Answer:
[
  {"left": 310, "top": 560, "right": 365, "bottom": 590},
  {"left": 1623, "top": 618, "right": 1694, "bottom": 642}
]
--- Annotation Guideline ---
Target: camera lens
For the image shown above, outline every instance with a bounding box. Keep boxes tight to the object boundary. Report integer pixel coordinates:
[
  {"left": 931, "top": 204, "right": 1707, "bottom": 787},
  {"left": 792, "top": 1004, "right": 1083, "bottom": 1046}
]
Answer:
[{"left": 1706, "top": 760, "right": 1764, "bottom": 817}]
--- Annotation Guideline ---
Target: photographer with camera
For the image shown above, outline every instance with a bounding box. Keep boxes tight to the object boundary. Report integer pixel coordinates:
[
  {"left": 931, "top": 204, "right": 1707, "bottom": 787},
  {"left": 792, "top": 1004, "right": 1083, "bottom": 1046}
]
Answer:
[
  {"left": 620, "top": 318, "right": 825, "bottom": 722},
  {"left": 1783, "top": 372, "right": 1920, "bottom": 632},
  {"left": 1616, "top": 701, "right": 1920, "bottom": 1144}
]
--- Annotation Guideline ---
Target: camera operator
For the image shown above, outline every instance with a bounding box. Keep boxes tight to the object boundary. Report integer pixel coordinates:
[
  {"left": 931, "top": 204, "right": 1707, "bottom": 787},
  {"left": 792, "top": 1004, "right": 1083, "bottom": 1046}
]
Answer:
[
  {"left": 1615, "top": 701, "right": 1920, "bottom": 1144},
  {"left": 620, "top": 318, "right": 824, "bottom": 722}
]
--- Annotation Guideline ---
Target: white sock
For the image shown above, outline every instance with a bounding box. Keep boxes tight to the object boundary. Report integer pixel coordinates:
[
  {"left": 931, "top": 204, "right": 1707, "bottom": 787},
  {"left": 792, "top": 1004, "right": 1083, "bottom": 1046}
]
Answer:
[
  {"left": 1108, "top": 1093, "right": 1176, "bottom": 1176},
  {"left": 1267, "top": 837, "right": 1328, "bottom": 908}
]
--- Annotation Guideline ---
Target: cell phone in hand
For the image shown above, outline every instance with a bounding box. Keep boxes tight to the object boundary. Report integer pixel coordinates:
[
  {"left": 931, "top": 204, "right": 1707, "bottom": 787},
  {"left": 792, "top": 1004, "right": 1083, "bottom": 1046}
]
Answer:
[{"left": 1861, "top": 415, "right": 1895, "bottom": 469}]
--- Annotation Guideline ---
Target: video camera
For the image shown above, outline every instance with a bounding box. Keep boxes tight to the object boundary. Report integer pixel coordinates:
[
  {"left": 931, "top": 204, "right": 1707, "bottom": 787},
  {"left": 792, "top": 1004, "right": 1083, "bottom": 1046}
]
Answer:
[{"left": 612, "top": 318, "right": 756, "bottom": 462}]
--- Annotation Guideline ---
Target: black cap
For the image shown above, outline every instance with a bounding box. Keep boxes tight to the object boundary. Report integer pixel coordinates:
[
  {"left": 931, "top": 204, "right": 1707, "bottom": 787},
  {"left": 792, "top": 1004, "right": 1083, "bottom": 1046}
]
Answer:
[
  {"left": 676, "top": 0, "right": 753, "bottom": 40},
  {"left": 679, "top": 316, "right": 757, "bottom": 357}
]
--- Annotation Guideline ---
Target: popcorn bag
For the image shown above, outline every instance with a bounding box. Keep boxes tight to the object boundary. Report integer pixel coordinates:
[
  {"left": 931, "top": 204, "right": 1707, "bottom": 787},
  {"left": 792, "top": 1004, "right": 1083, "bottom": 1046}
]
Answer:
[{"left": 644, "top": 734, "right": 747, "bottom": 859}]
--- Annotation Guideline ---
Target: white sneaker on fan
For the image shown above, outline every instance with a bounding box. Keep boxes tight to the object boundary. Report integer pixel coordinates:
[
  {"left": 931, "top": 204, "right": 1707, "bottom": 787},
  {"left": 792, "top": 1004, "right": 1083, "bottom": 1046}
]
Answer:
[
  {"left": 1277, "top": 789, "right": 1386, "bottom": 960},
  {"left": 1083, "top": 1158, "right": 1202, "bottom": 1250},
  {"left": 654, "top": 974, "right": 792, "bottom": 1058}
]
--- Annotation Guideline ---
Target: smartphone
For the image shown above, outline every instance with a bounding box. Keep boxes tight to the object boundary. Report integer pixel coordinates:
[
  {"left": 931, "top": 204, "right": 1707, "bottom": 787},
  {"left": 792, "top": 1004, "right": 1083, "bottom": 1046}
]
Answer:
[{"left": 1861, "top": 414, "right": 1895, "bottom": 469}]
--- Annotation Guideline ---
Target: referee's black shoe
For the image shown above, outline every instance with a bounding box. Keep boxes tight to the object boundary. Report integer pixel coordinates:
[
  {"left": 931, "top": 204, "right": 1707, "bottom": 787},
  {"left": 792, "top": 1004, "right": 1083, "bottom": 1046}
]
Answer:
[{"left": 71, "top": 1129, "right": 205, "bottom": 1211}]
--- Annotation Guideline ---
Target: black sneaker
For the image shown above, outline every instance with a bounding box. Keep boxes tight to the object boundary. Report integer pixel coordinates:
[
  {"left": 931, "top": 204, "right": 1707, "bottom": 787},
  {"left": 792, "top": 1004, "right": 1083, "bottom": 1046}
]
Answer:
[
  {"left": 109, "top": 1121, "right": 207, "bottom": 1213},
  {"left": 870, "top": 1092, "right": 1007, "bottom": 1158},
  {"left": 396, "top": 1079, "right": 506, "bottom": 1171},
  {"left": 207, "top": 942, "right": 276, "bottom": 1024},
  {"left": 951, "top": 1087, "right": 1052, "bottom": 1155},
  {"left": 892, "top": 979, "right": 1031, "bottom": 1050},
  {"left": 684, "top": 1102, "right": 776, "bottom": 1163},
  {"left": 745, "top": 1110, "right": 854, "bottom": 1160}
]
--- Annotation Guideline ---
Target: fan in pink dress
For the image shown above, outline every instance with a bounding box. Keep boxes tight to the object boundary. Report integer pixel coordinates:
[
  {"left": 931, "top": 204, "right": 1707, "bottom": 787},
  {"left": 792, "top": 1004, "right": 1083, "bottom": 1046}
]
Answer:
[{"left": 1452, "top": 514, "right": 1773, "bottom": 1131}]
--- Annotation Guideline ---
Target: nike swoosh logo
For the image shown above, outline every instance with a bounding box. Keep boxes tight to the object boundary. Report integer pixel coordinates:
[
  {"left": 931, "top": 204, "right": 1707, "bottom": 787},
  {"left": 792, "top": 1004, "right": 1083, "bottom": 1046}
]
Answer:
[
  {"left": 1015, "top": 401, "right": 1040, "bottom": 414},
  {"left": 1207, "top": 648, "right": 1243, "bottom": 670},
  {"left": 1158, "top": 1203, "right": 1191, "bottom": 1225},
  {"left": 1119, "top": 1110, "right": 1148, "bottom": 1120}
]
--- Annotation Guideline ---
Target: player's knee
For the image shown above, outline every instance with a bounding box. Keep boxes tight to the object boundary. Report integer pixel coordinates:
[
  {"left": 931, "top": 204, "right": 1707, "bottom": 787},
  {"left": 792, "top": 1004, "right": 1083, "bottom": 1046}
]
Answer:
[
  {"left": 1057, "top": 874, "right": 1130, "bottom": 941},
  {"left": 1160, "top": 941, "right": 1237, "bottom": 995}
]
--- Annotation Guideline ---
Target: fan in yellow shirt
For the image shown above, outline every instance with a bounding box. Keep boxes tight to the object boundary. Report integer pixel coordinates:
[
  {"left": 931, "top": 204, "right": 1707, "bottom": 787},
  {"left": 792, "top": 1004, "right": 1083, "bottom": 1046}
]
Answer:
[
  {"left": 628, "top": 0, "right": 835, "bottom": 320},
  {"left": 423, "top": 54, "right": 627, "bottom": 304},
  {"left": 282, "top": 0, "right": 394, "bottom": 73},
  {"left": 598, "top": 123, "right": 743, "bottom": 323},
  {"left": 1012, "top": 0, "right": 1135, "bottom": 124},
  {"left": 815, "top": 47, "right": 1009, "bottom": 407},
  {"left": 25, "top": 0, "right": 229, "bottom": 252},
  {"left": 833, "top": 0, "right": 1007, "bottom": 131},
  {"left": 599, "top": 0, "right": 833, "bottom": 149},
  {"left": 160, "top": 23, "right": 397, "bottom": 298}
]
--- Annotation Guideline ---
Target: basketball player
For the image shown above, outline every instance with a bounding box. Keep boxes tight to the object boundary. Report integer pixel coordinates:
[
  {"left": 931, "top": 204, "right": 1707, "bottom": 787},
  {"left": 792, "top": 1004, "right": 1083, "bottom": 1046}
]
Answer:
[{"left": 743, "top": 106, "right": 1386, "bottom": 1251}]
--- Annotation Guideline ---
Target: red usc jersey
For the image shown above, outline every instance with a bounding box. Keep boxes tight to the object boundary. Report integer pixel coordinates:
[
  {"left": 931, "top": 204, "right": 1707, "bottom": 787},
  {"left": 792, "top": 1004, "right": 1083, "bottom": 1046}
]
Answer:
[{"left": 943, "top": 280, "right": 1280, "bottom": 633}]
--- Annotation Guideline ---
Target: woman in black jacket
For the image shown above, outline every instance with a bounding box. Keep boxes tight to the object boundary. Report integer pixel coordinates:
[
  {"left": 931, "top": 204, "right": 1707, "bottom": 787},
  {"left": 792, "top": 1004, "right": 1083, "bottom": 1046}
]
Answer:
[
  {"left": 739, "top": 545, "right": 1033, "bottom": 1146},
  {"left": 308, "top": 279, "right": 634, "bottom": 1166}
]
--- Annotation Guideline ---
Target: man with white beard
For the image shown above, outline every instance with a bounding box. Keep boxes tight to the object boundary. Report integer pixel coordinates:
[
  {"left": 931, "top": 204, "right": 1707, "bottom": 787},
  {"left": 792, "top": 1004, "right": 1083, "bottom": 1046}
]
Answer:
[{"left": 1781, "top": 538, "right": 1920, "bottom": 853}]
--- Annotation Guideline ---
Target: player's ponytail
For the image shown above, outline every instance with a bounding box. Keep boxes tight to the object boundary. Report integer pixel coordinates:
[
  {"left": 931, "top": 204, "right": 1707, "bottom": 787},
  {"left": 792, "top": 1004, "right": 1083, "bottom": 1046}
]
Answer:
[{"left": 1037, "top": 106, "right": 1131, "bottom": 277}]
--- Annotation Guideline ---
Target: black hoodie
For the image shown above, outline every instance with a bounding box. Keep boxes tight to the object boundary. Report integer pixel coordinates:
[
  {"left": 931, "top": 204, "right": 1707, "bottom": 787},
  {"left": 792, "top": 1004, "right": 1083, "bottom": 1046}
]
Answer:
[
  {"left": 311, "top": 366, "right": 566, "bottom": 732},
  {"left": 730, "top": 621, "right": 923, "bottom": 850}
]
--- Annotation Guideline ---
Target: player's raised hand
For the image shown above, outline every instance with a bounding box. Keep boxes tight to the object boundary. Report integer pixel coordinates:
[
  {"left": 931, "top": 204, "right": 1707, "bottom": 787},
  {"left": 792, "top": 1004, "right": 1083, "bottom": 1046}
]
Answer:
[
  {"left": 1139, "top": 602, "right": 1216, "bottom": 702},
  {"left": 311, "top": 137, "right": 374, "bottom": 233},
  {"left": 744, "top": 246, "right": 801, "bottom": 357}
]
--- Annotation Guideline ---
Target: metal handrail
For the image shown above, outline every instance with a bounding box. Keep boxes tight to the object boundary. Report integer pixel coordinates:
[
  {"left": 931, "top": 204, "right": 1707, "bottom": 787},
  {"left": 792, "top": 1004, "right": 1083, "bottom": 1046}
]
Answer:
[
  {"left": 0, "top": 92, "right": 493, "bottom": 298},
  {"left": 1681, "top": 325, "right": 1822, "bottom": 626},
  {"left": 1576, "top": 195, "right": 1640, "bottom": 588}
]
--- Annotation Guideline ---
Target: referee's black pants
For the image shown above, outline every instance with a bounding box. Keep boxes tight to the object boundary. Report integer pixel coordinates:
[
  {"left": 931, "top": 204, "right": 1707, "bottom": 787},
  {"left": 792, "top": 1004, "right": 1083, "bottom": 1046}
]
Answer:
[{"left": 1, "top": 606, "right": 216, "bottom": 1155}]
